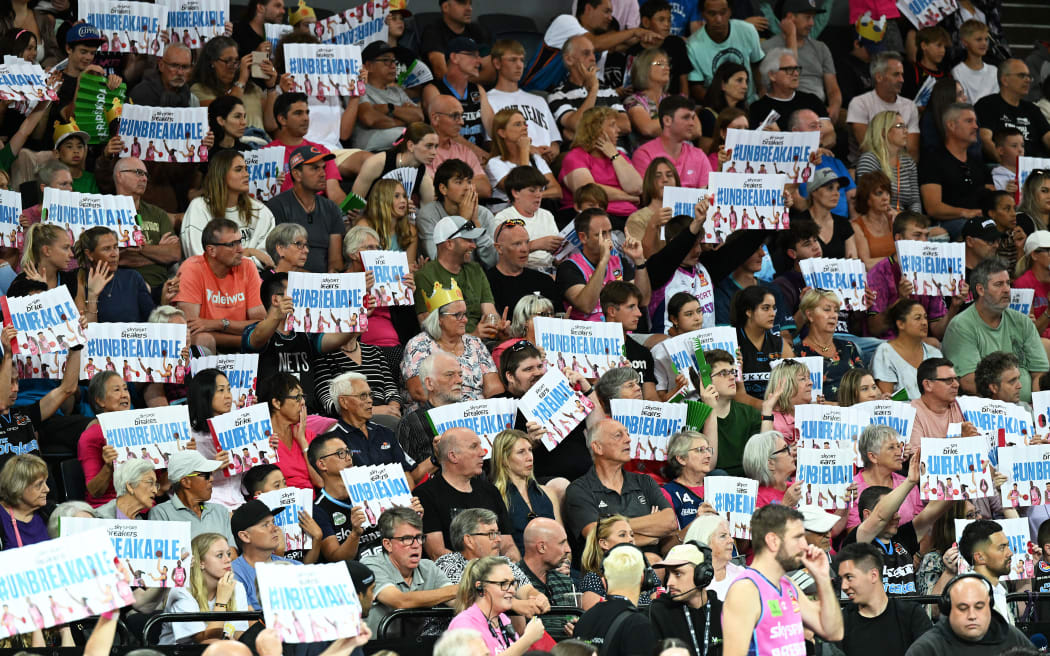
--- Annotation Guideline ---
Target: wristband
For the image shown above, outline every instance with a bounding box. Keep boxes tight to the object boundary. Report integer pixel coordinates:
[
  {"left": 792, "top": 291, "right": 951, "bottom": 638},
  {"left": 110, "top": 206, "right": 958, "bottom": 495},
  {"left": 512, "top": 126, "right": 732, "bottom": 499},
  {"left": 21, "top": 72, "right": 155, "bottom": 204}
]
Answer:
[
  {"left": 580, "top": 386, "right": 594, "bottom": 396},
  {"left": 635, "top": 261, "right": 647, "bottom": 269},
  {"left": 610, "top": 152, "right": 621, "bottom": 161},
  {"left": 762, "top": 414, "right": 774, "bottom": 421}
]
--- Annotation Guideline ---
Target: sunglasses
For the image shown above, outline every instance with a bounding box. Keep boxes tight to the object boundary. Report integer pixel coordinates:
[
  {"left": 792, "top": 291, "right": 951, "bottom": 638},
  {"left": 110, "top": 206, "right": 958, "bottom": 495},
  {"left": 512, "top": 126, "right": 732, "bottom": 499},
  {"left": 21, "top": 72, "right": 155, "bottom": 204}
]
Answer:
[{"left": 494, "top": 218, "right": 526, "bottom": 242}]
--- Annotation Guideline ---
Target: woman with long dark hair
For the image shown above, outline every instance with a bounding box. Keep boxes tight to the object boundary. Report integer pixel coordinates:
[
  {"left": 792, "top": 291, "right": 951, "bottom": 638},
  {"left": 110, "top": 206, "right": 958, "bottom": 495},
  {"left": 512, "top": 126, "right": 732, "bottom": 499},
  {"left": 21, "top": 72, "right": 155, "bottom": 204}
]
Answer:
[
  {"left": 191, "top": 36, "right": 277, "bottom": 132},
  {"left": 261, "top": 372, "right": 322, "bottom": 489},
  {"left": 699, "top": 62, "right": 749, "bottom": 151},
  {"left": 206, "top": 95, "right": 250, "bottom": 161},
  {"left": 187, "top": 369, "right": 238, "bottom": 508}
]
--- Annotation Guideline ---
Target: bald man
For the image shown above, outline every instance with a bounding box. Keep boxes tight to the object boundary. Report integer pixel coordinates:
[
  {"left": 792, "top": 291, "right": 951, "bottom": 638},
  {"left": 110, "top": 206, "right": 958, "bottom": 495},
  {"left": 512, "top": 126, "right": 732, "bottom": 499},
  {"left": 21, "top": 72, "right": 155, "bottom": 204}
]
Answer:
[
  {"left": 414, "top": 427, "right": 519, "bottom": 561},
  {"left": 519, "top": 517, "right": 577, "bottom": 636},
  {"left": 426, "top": 95, "right": 492, "bottom": 198},
  {"left": 202, "top": 641, "right": 254, "bottom": 656},
  {"left": 564, "top": 419, "right": 677, "bottom": 549},
  {"left": 113, "top": 156, "right": 180, "bottom": 294}
]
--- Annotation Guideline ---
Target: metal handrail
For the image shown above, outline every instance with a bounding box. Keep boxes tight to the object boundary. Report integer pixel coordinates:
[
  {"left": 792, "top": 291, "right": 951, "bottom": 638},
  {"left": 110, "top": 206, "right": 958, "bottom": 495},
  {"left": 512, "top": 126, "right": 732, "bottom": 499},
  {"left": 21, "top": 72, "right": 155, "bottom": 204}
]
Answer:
[
  {"left": 375, "top": 605, "right": 586, "bottom": 640},
  {"left": 141, "top": 611, "right": 263, "bottom": 644}
]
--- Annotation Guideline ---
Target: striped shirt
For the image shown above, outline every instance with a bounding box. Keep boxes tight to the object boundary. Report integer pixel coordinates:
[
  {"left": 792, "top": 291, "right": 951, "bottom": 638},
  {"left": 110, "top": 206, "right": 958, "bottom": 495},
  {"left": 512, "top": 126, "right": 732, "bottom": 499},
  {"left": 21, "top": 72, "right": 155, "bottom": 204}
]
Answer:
[
  {"left": 312, "top": 343, "right": 402, "bottom": 417},
  {"left": 547, "top": 80, "right": 625, "bottom": 129}
]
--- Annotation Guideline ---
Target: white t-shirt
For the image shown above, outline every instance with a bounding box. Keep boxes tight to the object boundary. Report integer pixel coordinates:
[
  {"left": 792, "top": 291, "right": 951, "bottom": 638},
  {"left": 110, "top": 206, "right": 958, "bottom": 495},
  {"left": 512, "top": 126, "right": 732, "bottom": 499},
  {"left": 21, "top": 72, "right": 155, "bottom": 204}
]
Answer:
[
  {"left": 180, "top": 196, "right": 275, "bottom": 267},
  {"left": 952, "top": 61, "right": 1000, "bottom": 104},
  {"left": 493, "top": 204, "right": 559, "bottom": 272},
  {"left": 659, "top": 263, "right": 716, "bottom": 333},
  {"left": 543, "top": 14, "right": 589, "bottom": 49},
  {"left": 486, "top": 88, "right": 563, "bottom": 147},
  {"left": 485, "top": 155, "right": 553, "bottom": 203},
  {"left": 846, "top": 91, "right": 920, "bottom": 160},
  {"left": 159, "top": 582, "right": 251, "bottom": 644}
]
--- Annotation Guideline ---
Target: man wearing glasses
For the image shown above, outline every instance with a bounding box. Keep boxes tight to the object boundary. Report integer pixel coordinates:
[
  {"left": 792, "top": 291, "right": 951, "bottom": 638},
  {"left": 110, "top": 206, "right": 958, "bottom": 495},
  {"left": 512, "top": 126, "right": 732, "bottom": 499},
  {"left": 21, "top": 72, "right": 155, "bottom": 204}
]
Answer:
[
  {"left": 976, "top": 59, "right": 1050, "bottom": 162},
  {"left": 310, "top": 434, "right": 373, "bottom": 562},
  {"left": 748, "top": 48, "right": 828, "bottom": 131},
  {"left": 149, "top": 451, "right": 234, "bottom": 544},
  {"left": 426, "top": 95, "right": 493, "bottom": 198},
  {"left": 908, "top": 357, "right": 981, "bottom": 450},
  {"left": 112, "top": 156, "right": 181, "bottom": 298},
  {"left": 361, "top": 506, "right": 457, "bottom": 634},
  {"left": 129, "top": 43, "right": 200, "bottom": 107},
  {"left": 174, "top": 218, "right": 266, "bottom": 351},
  {"left": 354, "top": 42, "right": 424, "bottom": 151}
]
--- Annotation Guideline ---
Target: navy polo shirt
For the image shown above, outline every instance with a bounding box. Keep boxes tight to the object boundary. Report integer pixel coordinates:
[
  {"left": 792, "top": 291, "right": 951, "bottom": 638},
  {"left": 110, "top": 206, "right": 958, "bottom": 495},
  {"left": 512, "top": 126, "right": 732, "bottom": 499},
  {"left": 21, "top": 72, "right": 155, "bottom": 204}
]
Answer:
[{"left": 330, "top": 419, "right": 417, "bottom": 472}]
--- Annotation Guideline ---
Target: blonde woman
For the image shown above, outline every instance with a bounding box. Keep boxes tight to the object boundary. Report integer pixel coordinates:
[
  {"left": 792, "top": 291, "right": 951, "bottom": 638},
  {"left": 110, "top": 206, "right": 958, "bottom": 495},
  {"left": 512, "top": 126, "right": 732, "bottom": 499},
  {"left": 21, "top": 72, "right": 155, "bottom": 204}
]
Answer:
[
  {"left": 180, "top": 150, "right": 275, "bottom": 268},
  {"left": 1018, "top": 170, "right": 1050, "bottom": 232},
  {"left": 762, "top": 359, "right": 813, "bottom": 444},
  {"left": 793, "top": 289, "right": 864, "bottom": 403},
  {"left": 490, "top": 294, "right": 555, "bottom": 368},
  {"left": 857, "top": 111, "right": 921, "bottom": 214},
  {"left": 448, "top": 556, "right": 545, "bottom": 656},
  {"left": 489, "top": 429, "right": 562, "bottom": 553},
  {"left": 623, "top": 48, "right": 671, "bottom": 145},
  {"left": 0, "top": 454, "right": 50, "bottom": 548},
  {"left": 159, "top": 533, "right": 249, "bottom": 644},
  {"left": 356, "top": 178, "right": 417, "bottom": 263},
  {"left": 578, "top": 515, "right": 660, "bottom": 610},
  {"left": 559, "top": 106, "right": 643, "bottom": 222},
  {"left": 486, "top": 108, "right": 561, "bottom": 207}
]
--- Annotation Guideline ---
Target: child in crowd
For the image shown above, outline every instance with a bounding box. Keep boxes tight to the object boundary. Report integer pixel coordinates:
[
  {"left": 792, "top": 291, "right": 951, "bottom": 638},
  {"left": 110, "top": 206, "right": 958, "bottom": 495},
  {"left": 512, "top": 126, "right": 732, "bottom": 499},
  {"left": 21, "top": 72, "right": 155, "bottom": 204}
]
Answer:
[
  {"left": 951, "top": 20, "right": 999, "bottom": 103},
  {"left": 991, "top": 127, "right": 1023, "bottom": 193}
]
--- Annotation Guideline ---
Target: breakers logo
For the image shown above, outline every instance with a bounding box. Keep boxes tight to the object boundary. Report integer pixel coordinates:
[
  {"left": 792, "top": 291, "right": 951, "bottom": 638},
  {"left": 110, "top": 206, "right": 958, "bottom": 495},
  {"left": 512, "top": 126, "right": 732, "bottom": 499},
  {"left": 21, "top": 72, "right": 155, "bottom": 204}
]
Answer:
[
  {"left": 134, "top": 413, "right": 157, "bottom": 426},
  {"left": 208, "top": 290, "right": 245, "bottom": 305}
]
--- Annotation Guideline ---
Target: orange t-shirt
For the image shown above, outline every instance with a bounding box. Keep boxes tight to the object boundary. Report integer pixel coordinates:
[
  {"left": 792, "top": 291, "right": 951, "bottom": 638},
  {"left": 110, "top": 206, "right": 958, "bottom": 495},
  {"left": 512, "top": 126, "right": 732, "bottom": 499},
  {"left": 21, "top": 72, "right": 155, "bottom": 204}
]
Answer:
[{"left": 173, "top": 255, "right": 263, "bottom": 321}]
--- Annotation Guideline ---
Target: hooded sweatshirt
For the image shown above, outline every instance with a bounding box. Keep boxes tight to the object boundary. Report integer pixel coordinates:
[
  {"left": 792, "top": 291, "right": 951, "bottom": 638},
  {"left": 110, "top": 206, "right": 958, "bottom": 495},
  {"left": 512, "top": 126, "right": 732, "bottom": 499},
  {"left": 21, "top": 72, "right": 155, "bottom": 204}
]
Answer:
[{"left": 904, "top": 613, "right": 1031, "bottom": 656}]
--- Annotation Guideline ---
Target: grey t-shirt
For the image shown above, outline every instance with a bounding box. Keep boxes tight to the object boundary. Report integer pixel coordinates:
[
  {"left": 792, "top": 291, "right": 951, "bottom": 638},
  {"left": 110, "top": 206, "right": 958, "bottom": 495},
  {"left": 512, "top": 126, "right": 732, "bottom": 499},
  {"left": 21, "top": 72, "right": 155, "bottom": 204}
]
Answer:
[
  {"left": 266, "top": 190, "right": 345, "bottom": 273},
  {"left": 353, "top": 84, "right": 417, "bottom": 149},
  {"left": 762, "top": 34, "right": 835, "bottom": 102},
  {"left": 415, "top": 200, "right": 498, "bottom": 268}
]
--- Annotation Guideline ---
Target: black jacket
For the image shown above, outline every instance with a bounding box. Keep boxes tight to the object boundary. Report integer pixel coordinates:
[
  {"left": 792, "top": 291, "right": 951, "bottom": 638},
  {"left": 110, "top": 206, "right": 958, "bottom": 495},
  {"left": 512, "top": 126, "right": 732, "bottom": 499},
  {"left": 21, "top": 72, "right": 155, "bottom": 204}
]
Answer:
[
  {"left": 648, "top": 593, "right": 723, "bottom": 656},
  {"left": 904, "top": 613, "right": 1031, "bottom": 656}
]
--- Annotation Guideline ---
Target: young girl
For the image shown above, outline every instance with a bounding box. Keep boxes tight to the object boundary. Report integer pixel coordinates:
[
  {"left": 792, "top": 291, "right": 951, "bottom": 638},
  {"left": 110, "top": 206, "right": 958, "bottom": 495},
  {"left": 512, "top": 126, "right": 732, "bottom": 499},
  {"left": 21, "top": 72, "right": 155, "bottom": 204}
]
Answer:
[{"left": 356, "top": 179, "right": 417, "bottom": 263}]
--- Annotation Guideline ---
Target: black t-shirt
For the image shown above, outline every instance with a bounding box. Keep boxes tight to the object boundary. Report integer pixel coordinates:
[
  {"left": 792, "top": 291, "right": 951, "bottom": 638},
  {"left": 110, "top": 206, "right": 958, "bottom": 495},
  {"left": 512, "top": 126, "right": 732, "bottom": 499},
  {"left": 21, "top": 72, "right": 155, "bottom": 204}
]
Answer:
[
  {"left": 737, "top": 326, "right": 781, "bottom": 399},
  {"left": 231, "top": 21, "right": 265, "bottom": 57},
  {"left": 244, "top": 328, "right": 323, "bottom": 413},
  {"left": 976, "top": 93, "right": 1050, "bottom": 158},
  {"left": 266, "top": 192, "right": 346, "bottom": 273},
  {"left": 574, "top": 597, "right": 656, "bottom": 656},
  {"left": 748, "top": 91, "right": 827, "bottom": 130},
  {"left": 917, "top": 145, "right": 990, "bottom": 214},
  {"left": 839, "top": 598, "right": 933, "bottom": 656},
  {"left": 0, "top": 403, "right": 43, "bottom": 472},
  {"left": 624, "top": 337, "right": 655, "bottom": 385},
  {"left": 419, "top": 20, "right": 491, "bottom": 61},
  {"left": 313, "top": 489, "right": 383, "bottom": 559},
  {"left": 790, "top": 210, "right": 854, "bottom": 260},
  {"left": 841, "top": 522, "right": 919, "bottom": 595},
  {"left": 484, "top": 266, "right": 561, "bottom": 317},
  {"left": 414, "top": 473, "right": 511, "bottom": 550}
]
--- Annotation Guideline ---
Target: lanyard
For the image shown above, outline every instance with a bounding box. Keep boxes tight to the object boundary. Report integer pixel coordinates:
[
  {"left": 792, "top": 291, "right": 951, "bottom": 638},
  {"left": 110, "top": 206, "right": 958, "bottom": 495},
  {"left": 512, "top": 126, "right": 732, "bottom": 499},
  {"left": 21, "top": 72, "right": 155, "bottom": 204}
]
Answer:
[
  {"left": 683, "top": 603, "right": 711, "bottom": 656},
  {"left": 321, "top": 489, "right": 355, "bottom": 511},
  {"left": 3, "top": 506, "right": 22, "bottom": 548}
]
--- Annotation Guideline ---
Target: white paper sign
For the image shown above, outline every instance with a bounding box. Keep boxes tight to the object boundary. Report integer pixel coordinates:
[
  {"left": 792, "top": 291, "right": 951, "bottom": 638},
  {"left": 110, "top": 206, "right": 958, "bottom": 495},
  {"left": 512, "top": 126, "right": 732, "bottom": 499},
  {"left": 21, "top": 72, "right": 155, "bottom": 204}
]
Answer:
[
  {"left": 100, "top": 405, "right": 194, "bottom": 469},
  {"left": 705, "top": 476, "right": 758, "bottom": 539},
  {"left": 286, "top": 272, "right": 369, "bottom": 333},
  {"left": 244, "top": 147, "right": 285, "bottom": 202},
  {"left": 118, "top": 104, "right": 209, "bottom": 163},
  {"left": 897, "top": 0, "right": 958, "bottom": 29},
  {"left": 796, "top": 446, "right": 854, "bottom": 509},
  {"left": 997, "top": 444, "right": 1050, "bottom": 508},
  {"left": 794, "top": 404, "right": 870, "bottom": 463},
  {"left": 359, "top": 250, "right": 412, "bottom": 307},
  {"left": 208, "top": 403, "right": 276, "bottom": 477},
  {"left": 81, "top": 0, "right": 168, "bottom": 54},
  {"left": 704, "top": 172, "right": 787, "bottom": 243},
  {"left": 2, "top": 285, "right": 85, "bottom": 356},
  {"left": 314, "top": 0, "right": 388, "bottom": 47},
  {"left": 257, "top": 562, "right": 362, "bottom": 643},
  {"left": 1010, "top": 288, "right": 1035, "bottom": 316},
  {"left": 190, "top": 353, "right": 260, "bottom": 409},
  {"left": 0, "top": 188, "right": 21, "bottom": 249},
  {"left": 61, "top": 517, "right": 192, "bottom": 588},
  {"left": 284, "top": 43, "right": 364, "bottom": 99},
  {"left": 517, "top": 367, "right": 594, "bottom": 451},
  {"left": 723, "top": 128, "right": 820, "bottom": 182},
  {"left": 426, "top": 398, "right": 518, "bottom": 457},
  {"left": 533, "top": 317, "right": 626, "bottom": 378},
  {"left": 799, "top": 258, "right": 868, "bottom": 311},
  {"left": 610, "top": 399, "right": 688, "bottom": 461},
  {"left": 162, "top": 0, "right": 228, "bottom": 48},
  {"left": 652, "top": 326, "right": 738, "bottom": 395},
  {"left": 42, "top": 188, "right": 139, "bottom": 243},
  {"left": 855, "top": 400, "right": 917, "bottom": 443},
  {"left": 895, "top": 240, "right": 966, "bottom": 297},
  {"left": 919, "top": 436, "right": 993, "bottom": 501},
  {"left": 339, "top": 463, "right": 414, "bottom": 528},
  {"left": 81, "top": 322, "right": 188, "bottom": 383},
  {"left": 258, "top": 487, "right": 315, "bottom": 557},
  {"left": 662, "top": 186, "right": 707, "bottom": 218},
  {"left": 956, "top": 395, "right": 1034, "bottom": 450}
]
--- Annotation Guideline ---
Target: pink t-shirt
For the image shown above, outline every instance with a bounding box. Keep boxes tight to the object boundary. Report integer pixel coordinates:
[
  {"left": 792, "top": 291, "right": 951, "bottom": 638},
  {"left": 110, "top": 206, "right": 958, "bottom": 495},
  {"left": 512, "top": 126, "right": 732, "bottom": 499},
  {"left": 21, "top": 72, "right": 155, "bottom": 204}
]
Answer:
[
  {"left": 559, "top": 147, "right": 640, "bottom": 217},
  {"left": 774, "top": 411, "right": 797, "bottom": 444},
  {"left": 846, "top": 470, "right": 924, "bottom": 529},
  {"left": 448, "top": 604, "right": 518, "bottom": 654},
  {"left": 758, "top": 485, "right": 787, "bottom": 507},
  {"left": 266, "top": 138, "right": 342, "bottom": 193},
  {"left": 78, "top": 423, "right": 115, "bottom": 508},
  {"left": 427, "top": 142, "right": 486, "bottom": 179},
  {"left": 362, "top": 307, "right": 401, "bottom": 347},
  {"left": 1013, "top": 269, "right": 1050, "bottom": 337},
  {"left": 909, "top": 397, "right": 965, "bottom": 449},
  {"left": 632, "top": 138, "right": 713, "bottom": 189},
  {"left": 276, "top": 428, "right": 319, "bottom": 490}
]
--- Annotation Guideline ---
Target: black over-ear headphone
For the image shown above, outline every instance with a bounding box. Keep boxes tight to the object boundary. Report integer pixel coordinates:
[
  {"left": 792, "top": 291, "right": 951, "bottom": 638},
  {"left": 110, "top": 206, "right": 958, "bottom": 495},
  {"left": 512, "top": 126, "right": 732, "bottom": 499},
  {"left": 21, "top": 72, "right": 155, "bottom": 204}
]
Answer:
[
  {"left": 685, "top": 540, "right": 715, "bottom": 590},
  {"left": 604, "top": 542, "right": 658, "bottom": 593},
  {"left": 937, "top": 572, "right": 995, "bottom": 615}
]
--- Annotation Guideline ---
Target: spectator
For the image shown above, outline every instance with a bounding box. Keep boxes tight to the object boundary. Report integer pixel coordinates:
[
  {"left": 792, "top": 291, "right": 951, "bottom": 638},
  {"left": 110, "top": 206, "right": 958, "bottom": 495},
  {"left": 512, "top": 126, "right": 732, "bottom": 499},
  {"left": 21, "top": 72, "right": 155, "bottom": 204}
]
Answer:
[
  {"left": 232, "top": 0, "right": 284, "bottom": 56},
  {"left": 79, "top": 372, "right": 133, "bottom": 507},
  {"left": 975, "top": 352, "right": 1023, "bottom": 405},
  {"left": 313, "top": 325, "right": 403, "bottom": 421},
  {"left": 942, "top": 257, "right": 1049, "bottom": 402},
  {"left": 704, "top": 348, "right": 769, "bottom": 476},
  {"left": 490, "top": 429, "right": 561, "bottom": 554},
  {"left": 986, "top": 191, "right": 1024, "bottom": 271},
  {"left": 793, "top": 290, "right": 864, "bottom": 402},
  {"left": 149, "top": 450, "right": 235, "bottom": 544},
  {"left": 1018, "top": 170, "right": 1050, "bottom": 233},
  {"left": 422, "top": 36, "right": 491, "bottom": 155},
  {"left": 713, "top": 244, "right": 793, "bottom": 334},
  {"left": 181, "top": 151, "right": 276, "bottom": 267},
  {"left": 1013, "top": 231, "right": 1050, "bottom": 337},
  {"left": 490, "top": 295, "right": 555, "bottom": 368},
  {"left": 266, "top": 92, "right": 346, "bottom": 204},
  {"left": 920, "top": 102, "right": 991, "bottom": 238},
  {"left": 112, "top": 157, "right": 181, "bottom": 296},
  {"left": 762, "top": 359, "right": 812, "bottom": 443},
  {"left": 417, "top": 427, "right": 517, "bottom": 560},
  {"left": 352, "top": 42, "right": 425, "bottom": 151},
  {"left": 559, "top": 109, "right": 642, "bottom": 225},
  {"left": 394, "top": 351, "right": 462, "bottom": 479},
  {"left": 207, "top": 96, "right": 251, "bottom": 161},
  {"left": 548, "top": 35, "right": 630, "bottom": 143},
  {"left": 360, "top": 507, "right": 457, "bottom": 633},
  {"left": 793, "top": 168, "right": 856, "bottom": 260},
  {"left": 846, "top": 52, "right": 920, "bottom": 162},
  {"left": 902, "top": 26, "right": 950, "bottom": 103},
  {"left": 351, "top": 122, "right": 438, "bottom": 206},
  {"left": 158, "top": 532, "right": 250, "bottom": 644},
  {"left": 698, "top": 63, "right": 749, "bottom": 151},
  {"left": 131, "top": 43, "right": 200, "bottom": 107},
  {"left": 622, "top": 48, "right": 672, "bottom": 148},
  {"left": 856, "top": 111, "right": 922, "bottom": 216},
  {"left": 796, "top": 116, "right": 856, "bottom": 220},
  {"left": 963, "top": 218, "right": 1005, "bottom": 282},
  {"left": 308, "top": 433, "right": 370, "bottom": 561},
  {"left": 448, "top": 555, "right": 547, "bottom": 654},
  {"left": 486, "top": 40, "right": 562, "bottom": 165},
  {"left": 191, "top": 36, "right": 276, "bottom": 131},
  {"left": 952, "top": 21, "right": 998, "bottom": 104},
  {"left": 93, "top": 460, "right": 158, "bottom": 520},
  {"left": 426, "top": 97, "right": 493, "bottom": 200},
  {"left": 837, "top": 19, "right": 878, "bottom": 112},
  {"left": 51, "top": 120, "right": 98, "bottom": 194},
  {"left": 48, "top": 23, "right": 116, "bottom": 131},
  {"left": 260, "top": 372, "right": 323, "bottom": 490},
  {"left": 748, "top": 48, "right": 827, "bottom": 131},
  {"left": 565, "top": 419, "right": 677, "bottom": 548},
  {"left": 625, "top": 157, "right": 677, "bottom": 250},
  {"left": 357, "top": 179, "right": 418, "bottom": 264},
  {"left": 649, "top": 543, "right": 725, "bottom": 653},
  {"left": 266, "top": 145, "right": 345, "bottom": 273},
  {"left": 743, "top": 430, "right": 801, "bottom": 507},
  {"left": 491, "top": 166, "right": 562, "bottom": 276},
  {"left": 518, "top": 517, "right": 576, "bottom": 637},
  {"left": 904, "top": 574, "right": 1032, "bottom": 656},
  {"left": 664, "top": 292, "right": 704, "bottom": 338},
  {"left": 733, "top": 285, "right": 794, "bottom": 406},
  {"left": 837, "top": 368, "right": 883, "bottom": 407},
  {"left": 0, "top": 454, "right": 50, "bottom": 548},
  {"left": 75, "top": 227, "right": 157, "bottom": 323},
  {"left": 684, "top": 514, "right": 744, "bottom": 601},
  {"left": 487, "top": 114, "right": 562, "bottom": 216},
  {"left": 230, "top": 499, "right": 302, "bottom": 609},
  {"left": 626, "top": 0, "right": 691, "bottom": 97},
  {"left": 976, "top": 59, "right": 1050, "bottom": 161},
  {"left": 574, "top": 544, "right": 658, "bottom": 654},
  {"left": 835, "top": 542, "right": 933, "bottom": 656},
  {"left": 762, "top": 0, "right": 840, "bottom": 119},
  {"left": 959, "top": 520, "right": 1019, "bottom": 623},
  {"left": 685, "top": 0, "right": 763, "bottom": 103},
  {"left": 419, "top": 0, "right": 492, "bottom": 81},
  {"left": 660, "top": 431, "right": 715, "bottom": 530},
  {"left": 435, "top": 629, "right": 491, "bottom": 656},
  {"left": 849, "top": 170, "right": 899, "bottom": 270},
  {"left": 706, "top": 106, "right": 748, "bottom": 170},
  {"left": 579, "top": 514, "right": 660, "bottom": 609},
  {"left": 872, "top": 299, "right": 943, "bottom": 399},
  {"left": 601, "top": 282, "right": 659, "bottom": 399},
  {"left": 917, "top": 502, "right": 974, "bottom": 596},
  {"left": 908, "top": 357, "right": 980, "bottom": 449},
  {"left": 418, "top": 159, "right": 496, "bottom": 266},
  {"left": 633, "top": 96, "right": 712, "bottom": 190},
  {"left": 920, "top": 78, "right": 969, "bottom": 155},
  {"left": 264, "top": 223, "right": 309, "bottom": 274},
  {"left": 990, "top": 128, "right": 1023, "bottom": 193},
  {"left": 185, "top": 368, "right": 241, "bottom": 508},
  {"left": 865, "top": 212, "right": 966, "bottom": 340}
]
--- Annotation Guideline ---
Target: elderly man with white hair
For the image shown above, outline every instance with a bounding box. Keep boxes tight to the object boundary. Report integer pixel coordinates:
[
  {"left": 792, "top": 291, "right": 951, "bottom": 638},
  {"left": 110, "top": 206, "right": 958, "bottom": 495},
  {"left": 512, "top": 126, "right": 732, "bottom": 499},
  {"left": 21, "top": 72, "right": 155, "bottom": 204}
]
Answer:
[
  {"left": 748, "top": 48, "right": 828, "bottom": 131},
  {"left": 396, "top": 351, "right": 464, "bottom": 481},
  {"left": 326, "top": 371, "right": 422, "bottom": 485},
  {"left": 94, "top": 459, "right": 160, "bottom": 519}
]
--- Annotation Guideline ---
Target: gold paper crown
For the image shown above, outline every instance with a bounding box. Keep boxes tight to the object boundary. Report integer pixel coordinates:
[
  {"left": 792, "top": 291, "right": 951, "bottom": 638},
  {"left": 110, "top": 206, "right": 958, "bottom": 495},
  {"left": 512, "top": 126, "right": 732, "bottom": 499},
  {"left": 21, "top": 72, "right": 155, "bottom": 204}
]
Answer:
[
  {"left": 52, "top": 119, "right": 86, "bottom": 145},
  {"left": 107, "top": 98, "right": 124, "bottom": 124},
  {"left": 425, "top": 279, "right": 464, "bottom": 313},
  {"left": 289, "top": 0, "right": 317, "bottom": 25},
  {"left": 389, "top": 0, "right": 409, "bottom": 12},
  {"left": 855, "top": 11, "right": 887, "bottom": 43}
]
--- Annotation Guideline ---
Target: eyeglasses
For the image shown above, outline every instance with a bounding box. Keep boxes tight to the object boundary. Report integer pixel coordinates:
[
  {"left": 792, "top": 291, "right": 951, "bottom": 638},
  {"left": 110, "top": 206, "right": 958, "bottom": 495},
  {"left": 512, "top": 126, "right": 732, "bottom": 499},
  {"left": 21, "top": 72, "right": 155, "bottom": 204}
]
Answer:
[
  {"left": 933, "top": 376, "right": 961, "bottom": 385},
  {"left": 890, "top": 122, "right": 906, "bottom": 129},
  {"left": 507, "top": 340, "right": 536, "bottom": 353},
  {"left": 494, "top": 218, "right": 526, "bottom": 242},
  {"left": 1009, "top": 72, "right": 1033, "bottom": 80},
  {"left": 185, "top": 471, "right": 213, "bottom": 481},
  {"left": 290, "top": 241, "right": 308, "bottom": 250},
  {"left": 216, "top": 57, "right": 240, "bottom": 67},
  {"left": 341, "top": 392, "right": 372, "bottom": 401},
  {"left": 118, "top": 169, "right": 149, "bottom": 178},
  {"left": 769, "top": 445, "right": 791, "bottom": 458},
  {"left": 389, "top": 534, "right": 426, "bottom": 546},
  {"left": 284, "top": 393, "right": 305, "bottom": 402},
  {"left": 207, "top": 238, "right": 243, "bottom": 249},
  {"left": 373, "top": 56, "right": 397, "bottom": 65},
  {"left": 711, "top": 369, "right": 735, "bottom": 378},
  {"left": 779, "top": 66, "right": 802, "bottom": 74},
  {"left": 138, "top": 478, "right": 159, "bottom": 490},
  {"left": 470, "top": 531, "right": 501, "bottom": 540},
  {"left": 449, "top": 219, "right": 479, "bottom": 239},
  {"left": 162, "top": 60, "right": 192, "bottom": 71},
  {"left": 651, "top": 60, "right": 670, "bottom": 68},
  {"left": 532, "top": 311, "right": 553, "bottom": 318},
  {"left": 436, "top": 111, "right": 465, "bottom": 122},
  {"left": 440, "top": 310, "right": 469, "bottom": 321},
  {"left": 319, "top": 448, "right": 350, "bottom": 460},
  {"left": 689, "top": 446, "right": 713, "bottom": 455},
  {"left": 481, "top": 579, "right": 519, "bottom": 592}
]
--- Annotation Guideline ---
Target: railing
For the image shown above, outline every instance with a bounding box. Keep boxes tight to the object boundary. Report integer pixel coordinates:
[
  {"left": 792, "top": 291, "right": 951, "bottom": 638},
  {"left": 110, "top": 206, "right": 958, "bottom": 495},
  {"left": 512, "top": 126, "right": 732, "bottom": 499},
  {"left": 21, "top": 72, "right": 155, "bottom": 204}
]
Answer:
[
  {"left": 141, "top": 611, "right": 264, "bottom": 644},
  {"left": 375, "top": 605, "right": 586, "bottom": 640}
]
